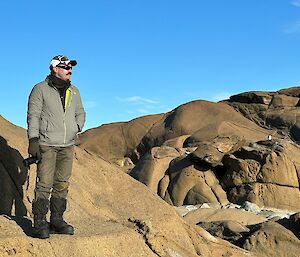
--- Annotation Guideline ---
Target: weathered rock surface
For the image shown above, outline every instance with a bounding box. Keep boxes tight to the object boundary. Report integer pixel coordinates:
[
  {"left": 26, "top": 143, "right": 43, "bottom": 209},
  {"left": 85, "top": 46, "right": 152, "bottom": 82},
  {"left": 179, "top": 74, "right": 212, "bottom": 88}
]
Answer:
[
  {"left": 0, "top": 115, "right": 258, "bottom": 257},
  {"left": 178, "top": 203, "right": 300, "bottom": 257},
  {"left": 197, "top": 220, "right": 250, "bottom": 245},
  {"left": 137, "top": 100, "right": 273, "bottom": 157},
  {"left": 4, "top": 84, "right": 300, "bottom": 256},
  {"left": 162, "top": 135, "right": 191, "bottom": 148},
  {"left": 277, "top": 212, "right": 300, "bottom": 240},
  {"left": 77, "top": 113, "right": 164, "bottom": 163},
  {"left": 227, "top": 87, "right": 300, "bottom": 142},
  {"left": 243, "top": 221, "right": 300, "bottom": 257},
  {"left": 190, "top": 135, "right": 246, "bottom": 167},
  {"left": 129, "top": 146, "right": 180, "bottom": 192},
  {"left": 221, "top": 140, "right": 300, "bottom": 211},
  {"left": 166, "top": 155, "right": 229, "bottom": 206},
  {"left": 183, "top": 207, "right": 267, "bottom": 226}
]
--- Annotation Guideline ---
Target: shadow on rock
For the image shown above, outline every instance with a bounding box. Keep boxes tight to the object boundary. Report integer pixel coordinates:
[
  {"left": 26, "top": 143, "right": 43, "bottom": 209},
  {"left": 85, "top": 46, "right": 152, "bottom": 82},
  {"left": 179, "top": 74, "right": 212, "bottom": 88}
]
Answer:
[
  {"left": 4, "top": 215, "right": 33, "bottom": 236},
  {"left": 0, "top": 136, "right": 28, "bottom": 216}
]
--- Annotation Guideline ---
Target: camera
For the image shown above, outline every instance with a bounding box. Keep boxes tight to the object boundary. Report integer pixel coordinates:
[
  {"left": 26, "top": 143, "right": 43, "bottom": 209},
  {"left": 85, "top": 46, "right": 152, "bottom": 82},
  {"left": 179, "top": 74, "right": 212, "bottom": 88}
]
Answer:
[{"left": 23, "top": 156, "right": 40, "bottom": 167}]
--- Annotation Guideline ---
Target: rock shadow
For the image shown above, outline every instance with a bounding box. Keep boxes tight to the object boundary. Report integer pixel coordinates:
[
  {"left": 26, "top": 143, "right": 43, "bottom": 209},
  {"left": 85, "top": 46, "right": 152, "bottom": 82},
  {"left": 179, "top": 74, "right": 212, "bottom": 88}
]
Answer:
[
  {"left": 3, "top": 215, "right": 33, "bottom": 236},
  {"left": 0, "top": 136, "right": 28, "bottom": 216}
]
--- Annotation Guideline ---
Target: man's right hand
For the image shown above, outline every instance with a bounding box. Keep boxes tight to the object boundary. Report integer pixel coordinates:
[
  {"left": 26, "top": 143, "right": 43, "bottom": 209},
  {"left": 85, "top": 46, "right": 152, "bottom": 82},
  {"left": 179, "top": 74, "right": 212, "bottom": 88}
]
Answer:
[{"left": 28, "top": 137, "right": 41, "bottom": 160}]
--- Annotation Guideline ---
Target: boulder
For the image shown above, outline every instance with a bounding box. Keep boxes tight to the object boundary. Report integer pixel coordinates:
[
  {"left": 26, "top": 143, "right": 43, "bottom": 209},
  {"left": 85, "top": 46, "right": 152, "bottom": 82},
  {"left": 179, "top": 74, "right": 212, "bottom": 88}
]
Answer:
[
  {"left": 190, "top": 135, "right": 246, "bottom": 167},
  {"left": 227, "top": 183, "right": 300, "bottom": 211},
  {"left": 183, "top": 207, "right": 267, "bottom": 226},
  {"left": 269, "top": 94, "right": 299, "bottom": 108},
  {"left": 229, "top": 91, "right": 274, "bottom": 104},
  {"left": 226, "top": 87, "right": 300, "bottom": 143},
  {"left": 222, "top": 154, "right": 261, "bottom": 187},
  {"left": 221, "top": 140, "right": 300, "bottom": 210},
  {"left": 226, "top": 102, "right": 269, "bottom": 128},
  {"left": 129, "top": 146, "right": 180, "bottom": 192},
  {"left": 243, "top": 221, "right": 300, "bottom": 257},
  {"left": 162, "top": 135, "right": 191, "bottom": 148},
  {"left": 197, "top": 220, "right": 250, "bottom": 245},
  {"left": 166, "top": 156, "right": 229, "bottom": 206},
  {"left": 277, "top": 86, "right": 300, "bottom": 97},
  {"left": 0, "top": 115, "right": 260, "bottom": 257},
  {"left": 137, "top": 100, "right": 272, "bottom": 158},
  {"left": 77, "top": 113, "right": 164, "bottom": 163},
  {"left": 278, "top": 212, "right": 300, "bottom": 239}
]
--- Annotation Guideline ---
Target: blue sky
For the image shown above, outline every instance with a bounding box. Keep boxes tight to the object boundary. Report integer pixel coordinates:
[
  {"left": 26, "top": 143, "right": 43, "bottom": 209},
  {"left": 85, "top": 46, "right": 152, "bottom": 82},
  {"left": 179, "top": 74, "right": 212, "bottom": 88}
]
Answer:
[{"left": 1, "top": 1, "right": 300, "bottom": 130}]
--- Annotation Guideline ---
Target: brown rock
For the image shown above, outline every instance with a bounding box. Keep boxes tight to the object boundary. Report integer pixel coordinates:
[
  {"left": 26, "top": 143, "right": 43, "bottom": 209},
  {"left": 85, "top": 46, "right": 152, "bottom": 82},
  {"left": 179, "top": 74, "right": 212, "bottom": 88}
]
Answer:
[
  {"left": 158, "top": 174, "right": 170, "bottom": 199},
  {"left": 191, "top": 135, "right": 246, "bottom": 167},
  {"left": 269, "top": 94, "right": 299, "bottom": 108},
  {"left": 168, "top": 156, "right": 228, "bottom": 206},
  {"left": 222, "top": 140, "right": 300, "bottom": 210},
  {"left": 137, "top": 100, "right": 272, "bottom": 158},
  {"left": 277, "top": 86, "right": 300, "bottom": 97},
  {"left": 227, "top": 183, "right": 300, "bottom": 210},
  {"left": 243, "top": 221, "right": 300, "bottom": 257},
  {"left": 77, "top": 113, "right": 164, "bottom": 163},
  {"left": 162, "top": 135, "right": 191, "bottom": 148},
  {"left": 222, "top": 154, "right": 261, "bottom": 187},
  {"left": 197, "top": 220, "right": 250, "bottom": 245},
  {"left": 225, "top": 87, "right": 300, "bottom": 143},
  {"left": 0, "top": 115, "right": 258, "bottom": 257},
  {"left": 278, "top": 212, "right": 300, "bottom": 239},
  {"left": 129, "top": 146, "right": 180, "bottom": 193},
  {"left": 258, "top": 151, "right": 299, "bottom": 187},
  {"left": 184, "top": 207, "right": 267, "bottom": 226},
  {"left": 229, "top": 91, "right": 274, "bottom": 105}
]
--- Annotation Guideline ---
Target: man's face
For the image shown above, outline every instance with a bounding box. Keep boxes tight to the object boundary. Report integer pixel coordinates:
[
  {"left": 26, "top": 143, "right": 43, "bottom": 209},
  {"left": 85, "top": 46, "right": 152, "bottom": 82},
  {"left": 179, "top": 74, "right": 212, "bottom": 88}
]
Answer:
[{"left": 53, "top": 64, "right": 73, "bottom": 81}]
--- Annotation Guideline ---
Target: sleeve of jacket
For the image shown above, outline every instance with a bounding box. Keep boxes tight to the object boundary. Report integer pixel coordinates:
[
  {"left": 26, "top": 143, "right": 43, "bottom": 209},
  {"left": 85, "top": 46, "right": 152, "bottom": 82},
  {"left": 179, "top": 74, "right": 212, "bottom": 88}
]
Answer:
[
  {"left": 75, "top": 89, "right": 86, "bottom": 132},
  {"left": 27, "top": 85, "right": 43, "bottom": 139}
]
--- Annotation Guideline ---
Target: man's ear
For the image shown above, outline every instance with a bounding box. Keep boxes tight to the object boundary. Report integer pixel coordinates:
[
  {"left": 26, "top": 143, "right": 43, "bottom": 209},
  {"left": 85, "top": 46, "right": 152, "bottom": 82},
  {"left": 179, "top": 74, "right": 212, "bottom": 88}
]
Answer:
[{"left": 52, "top": 66, "right": 59, "bottom": 74}]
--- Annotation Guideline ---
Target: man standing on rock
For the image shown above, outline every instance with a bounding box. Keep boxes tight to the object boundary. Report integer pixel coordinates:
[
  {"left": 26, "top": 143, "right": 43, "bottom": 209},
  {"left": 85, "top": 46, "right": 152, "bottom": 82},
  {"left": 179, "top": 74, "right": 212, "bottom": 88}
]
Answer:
[{"left": 27, "top": 55, "right": 86, "bottom": 239}]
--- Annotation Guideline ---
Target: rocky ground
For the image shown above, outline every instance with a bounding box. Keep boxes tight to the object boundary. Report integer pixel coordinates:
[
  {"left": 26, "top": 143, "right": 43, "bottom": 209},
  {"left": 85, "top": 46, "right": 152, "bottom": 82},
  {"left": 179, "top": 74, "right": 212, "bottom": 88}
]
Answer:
[{"left": 2, "top": 86, "right": 300, "bottom": 256}]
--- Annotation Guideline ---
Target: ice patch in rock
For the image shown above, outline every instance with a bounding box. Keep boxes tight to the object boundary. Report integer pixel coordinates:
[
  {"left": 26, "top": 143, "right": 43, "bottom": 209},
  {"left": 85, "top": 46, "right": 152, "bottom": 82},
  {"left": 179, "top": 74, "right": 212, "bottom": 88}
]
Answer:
[
  {"left": 221, "top": 203, "right": 241, "bottom": 209},
  {"left": 200, "top": 203, "right": 211, "bottom": 209},
  {"left": 184, "top": 205, "right": 200, "bottom": 212},
  {"left": 259, "top": 207, "right": 296, "bottom": 220},
  {"left": 241, "top": 201, "right": 261, "bottom": 213}
]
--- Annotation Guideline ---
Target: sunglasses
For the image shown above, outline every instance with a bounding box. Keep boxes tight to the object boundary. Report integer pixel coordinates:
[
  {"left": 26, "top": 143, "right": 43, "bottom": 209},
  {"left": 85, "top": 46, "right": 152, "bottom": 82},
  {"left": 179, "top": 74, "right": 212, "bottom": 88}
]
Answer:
[{"left": 57, "top": 65, "right": 73, "bottom": 70}]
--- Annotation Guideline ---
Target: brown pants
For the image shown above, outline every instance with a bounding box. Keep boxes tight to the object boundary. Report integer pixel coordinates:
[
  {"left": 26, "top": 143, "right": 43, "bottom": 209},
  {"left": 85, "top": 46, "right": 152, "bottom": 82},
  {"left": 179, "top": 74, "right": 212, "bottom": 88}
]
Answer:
[{"left": 34, "top": 145, "right": 74, "bottom": 200}]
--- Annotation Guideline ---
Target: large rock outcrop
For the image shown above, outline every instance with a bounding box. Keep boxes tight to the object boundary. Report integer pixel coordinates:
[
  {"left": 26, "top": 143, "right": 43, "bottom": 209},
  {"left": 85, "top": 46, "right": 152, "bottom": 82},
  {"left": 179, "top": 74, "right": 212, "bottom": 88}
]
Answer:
[
  {"left": 130, "top": 146, "right": 180, "bottom": 193},
  {"left": 243, "top": 221, "right": 300, "bottom": 257},
  {"left": 165, "top": 155, "right": 229, "bottom": 206},
  {"left": 0, "top": 115, "right": 258, "bottom": 257},
  {"left": 77, "top": 113, "right": 164, "bottom": 164},
  {"left": 137, "top": 100, "right": 273, "bottom": 157},
  {"left": 227, "top": 87, "right": 300, "bottom": 141},
  {"left": 221, "top": 140, "right": 300, "bottom": 211},
  {"left": 77, "top": 100, "right": 275, "bottom": 168}
]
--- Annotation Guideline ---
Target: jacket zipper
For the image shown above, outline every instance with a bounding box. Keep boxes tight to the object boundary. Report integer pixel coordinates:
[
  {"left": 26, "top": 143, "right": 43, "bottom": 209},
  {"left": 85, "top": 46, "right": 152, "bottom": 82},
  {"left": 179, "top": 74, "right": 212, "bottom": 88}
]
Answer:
[
  {"left": 63, "top": 88, "right": 72, "bottom": 144},
  {"left": 63, "top": 113, "right": 67, "bottom": 144}
]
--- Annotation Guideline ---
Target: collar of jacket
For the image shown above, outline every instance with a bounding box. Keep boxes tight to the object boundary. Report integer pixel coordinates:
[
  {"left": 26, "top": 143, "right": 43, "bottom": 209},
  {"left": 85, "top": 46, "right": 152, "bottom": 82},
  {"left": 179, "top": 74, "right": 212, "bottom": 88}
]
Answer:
[{"left": 45, "top": 75, "right": 71, "bottom": 90}]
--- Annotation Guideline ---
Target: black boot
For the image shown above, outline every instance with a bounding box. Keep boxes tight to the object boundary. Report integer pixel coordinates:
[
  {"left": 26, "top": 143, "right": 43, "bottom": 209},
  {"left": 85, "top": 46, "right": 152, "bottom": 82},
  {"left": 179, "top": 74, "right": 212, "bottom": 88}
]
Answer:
[
  {"left": 32, "top": 198, "right": 50, "bottom": 239},
  {"left": 50, "top": 197, "right": 74, "bottom": 235}
]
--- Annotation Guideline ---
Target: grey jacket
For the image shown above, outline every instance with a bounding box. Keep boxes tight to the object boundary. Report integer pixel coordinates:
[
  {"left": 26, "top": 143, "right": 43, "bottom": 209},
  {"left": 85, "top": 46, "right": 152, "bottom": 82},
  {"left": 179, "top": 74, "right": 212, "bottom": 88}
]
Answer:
[{"left": 27, "top": 77, "right": 86, "bottom": 147}]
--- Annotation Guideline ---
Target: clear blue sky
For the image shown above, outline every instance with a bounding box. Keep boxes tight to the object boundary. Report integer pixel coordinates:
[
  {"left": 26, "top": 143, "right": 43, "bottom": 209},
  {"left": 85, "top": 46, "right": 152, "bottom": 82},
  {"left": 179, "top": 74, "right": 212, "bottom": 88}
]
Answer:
[{"left": 1, "top": 1, "right": 300, "bottom": 130}]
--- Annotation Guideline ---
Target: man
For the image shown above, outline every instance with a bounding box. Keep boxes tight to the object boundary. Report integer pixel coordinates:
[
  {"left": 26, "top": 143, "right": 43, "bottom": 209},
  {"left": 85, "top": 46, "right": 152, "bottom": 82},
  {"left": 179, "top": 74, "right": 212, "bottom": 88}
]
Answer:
[{"left": 27, "top": 55, "right": 85, "bottom": 239}]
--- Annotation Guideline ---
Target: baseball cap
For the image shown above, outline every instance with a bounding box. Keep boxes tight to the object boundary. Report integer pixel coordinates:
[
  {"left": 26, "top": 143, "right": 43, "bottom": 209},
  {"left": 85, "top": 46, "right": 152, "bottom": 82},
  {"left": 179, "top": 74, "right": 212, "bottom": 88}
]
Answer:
[{"left": 50, "top": 55, "right": 77, "bottom": 67}]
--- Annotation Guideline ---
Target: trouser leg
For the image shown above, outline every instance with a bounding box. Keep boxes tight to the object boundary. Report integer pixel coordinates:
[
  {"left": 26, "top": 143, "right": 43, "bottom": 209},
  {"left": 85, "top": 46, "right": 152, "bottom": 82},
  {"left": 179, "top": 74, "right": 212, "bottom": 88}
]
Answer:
[
  {"left": 32, "top": 145, "right": 56, "bottom": 238},
  {"left": 34, "top": 145, "right": 57, "bottom": 200},
  {"left": 50, "top": 146, "right": 74, "bottom": 235},
  {"left": 51, "top": 146, "right": 74, "bottom": 199}
]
